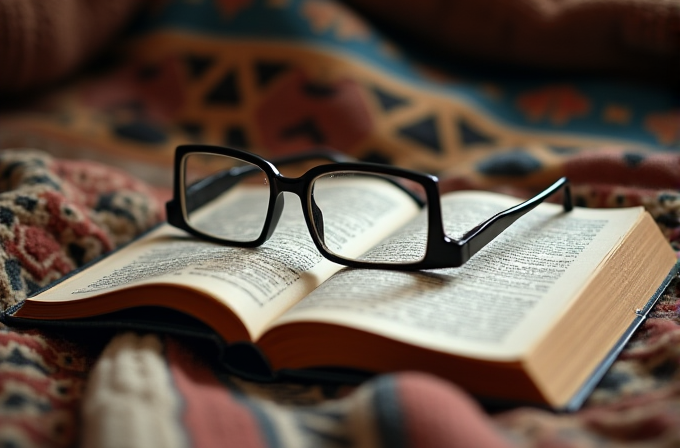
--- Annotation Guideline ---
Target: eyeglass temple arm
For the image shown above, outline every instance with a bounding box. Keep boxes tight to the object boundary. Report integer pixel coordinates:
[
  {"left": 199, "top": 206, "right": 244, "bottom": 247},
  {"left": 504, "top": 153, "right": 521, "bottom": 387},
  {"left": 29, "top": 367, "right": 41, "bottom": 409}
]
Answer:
[
  {"left": 183, "top": 150, "right": 355, "bottom": 213},
  {"left": 456, "top": 177, "right": 572, "bottom": 264}
]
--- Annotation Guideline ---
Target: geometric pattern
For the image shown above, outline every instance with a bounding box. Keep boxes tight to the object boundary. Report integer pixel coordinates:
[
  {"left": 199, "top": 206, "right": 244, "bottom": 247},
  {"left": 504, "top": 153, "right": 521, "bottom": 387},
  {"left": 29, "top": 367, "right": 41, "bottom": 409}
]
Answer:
[
  {"left": 371, "top": 85, "right": 409, "bottom": 112},
  {"left": 185, "top": 54, "right": 215, "bottom": 79},
  {"left": 398, "top": 116, "right": 443, "bottom": 153},
  {"left": 0, "top": 21, "right": 677, "bottom": 193},
  {"left": 255, "top": 61, "right": 290, "bottom": 88},
  {"left": 206, "top": 70, "right": 240, "bottom": 106},
  {"left": 7, "top": 28, "right": 672, "bottom": 194},
  {"left": 458, "top": 119, "right": 495, "bottom": 146},
  {"left": 0, "top": 1, "right": 678, "bottom": 446}
]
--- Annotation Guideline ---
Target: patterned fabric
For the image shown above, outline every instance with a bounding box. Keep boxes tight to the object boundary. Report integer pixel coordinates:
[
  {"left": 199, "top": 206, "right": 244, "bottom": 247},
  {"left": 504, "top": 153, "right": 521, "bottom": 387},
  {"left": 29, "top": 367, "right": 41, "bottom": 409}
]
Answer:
[
  {"left": 0, "top": 328, "right": 92, "bottom": 448},
  {"left": 0, "top": 150, "right": 678, "bottom": 447},
  {"left": 1, "top": 1, "right": 678, "bottom": 190},
  {"left": 0, "top": 151, "right": 163, "bottom": 311},
  {"left": 0, "top": 150, "right": 163, "bottom": 447},
  {"left": 0, "top": 0, "right": 680, "bottom": 447}
]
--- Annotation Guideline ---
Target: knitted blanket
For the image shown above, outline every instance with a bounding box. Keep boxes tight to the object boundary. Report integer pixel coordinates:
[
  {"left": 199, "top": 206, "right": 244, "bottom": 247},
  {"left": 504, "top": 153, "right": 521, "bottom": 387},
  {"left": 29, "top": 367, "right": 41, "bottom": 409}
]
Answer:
[{"left": 1, "top": 1, "right": 679, "bottom": 447}]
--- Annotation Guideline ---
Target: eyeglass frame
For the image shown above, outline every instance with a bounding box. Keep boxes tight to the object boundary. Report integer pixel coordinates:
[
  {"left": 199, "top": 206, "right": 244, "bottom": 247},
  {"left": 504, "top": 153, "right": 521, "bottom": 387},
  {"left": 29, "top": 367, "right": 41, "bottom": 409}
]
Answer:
[{"left": 166, "top": 144, "right": 573, "bottom": 271}]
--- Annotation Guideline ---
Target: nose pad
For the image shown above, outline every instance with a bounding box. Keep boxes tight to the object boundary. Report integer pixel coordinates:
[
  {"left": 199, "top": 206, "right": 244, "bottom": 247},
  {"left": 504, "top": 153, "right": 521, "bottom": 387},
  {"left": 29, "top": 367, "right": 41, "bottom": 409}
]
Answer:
[
  {"left": 264, "top": 194, "right": 285, "bottom": 240},
  {"left": 311, "top": 195, "right": 325, "bottom": 243}
]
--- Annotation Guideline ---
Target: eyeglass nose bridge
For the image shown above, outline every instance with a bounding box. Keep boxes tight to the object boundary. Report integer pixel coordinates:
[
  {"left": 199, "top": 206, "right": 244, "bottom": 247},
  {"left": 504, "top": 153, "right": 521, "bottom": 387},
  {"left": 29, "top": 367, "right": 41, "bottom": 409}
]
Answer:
[
  {"left": 262, "top": 174, "right": 310, "bottom": 241},
  {"left": 272, "top": 173, "right": 308, "bottom": 196}
]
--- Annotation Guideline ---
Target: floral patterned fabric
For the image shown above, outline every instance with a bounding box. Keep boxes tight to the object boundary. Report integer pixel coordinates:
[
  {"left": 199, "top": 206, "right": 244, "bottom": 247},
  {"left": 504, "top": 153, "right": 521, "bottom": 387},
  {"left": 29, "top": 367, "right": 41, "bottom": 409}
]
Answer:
[{"left": 1, "top": 0, "right": 679, "bottom": 447}]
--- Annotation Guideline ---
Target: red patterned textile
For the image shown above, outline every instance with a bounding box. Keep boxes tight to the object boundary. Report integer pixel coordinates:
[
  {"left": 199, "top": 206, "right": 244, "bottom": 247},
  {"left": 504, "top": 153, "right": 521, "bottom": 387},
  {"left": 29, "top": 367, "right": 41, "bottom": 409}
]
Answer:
[
  {"left": 1, "top": 0, "right": 680, "bottom": 447},
  {"left": 0, "top": 151, "right": 679, "bottom": 448},
  {"left": 0, "top": 151, "right": 163, "bottom": 447}
]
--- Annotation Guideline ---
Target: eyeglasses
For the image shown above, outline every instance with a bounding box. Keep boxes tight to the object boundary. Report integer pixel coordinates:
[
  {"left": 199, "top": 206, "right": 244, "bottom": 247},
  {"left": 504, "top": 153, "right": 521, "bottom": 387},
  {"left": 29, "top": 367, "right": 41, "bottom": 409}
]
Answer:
[{"left": 166, "top": 145, "right": 573, "bottom": 270}]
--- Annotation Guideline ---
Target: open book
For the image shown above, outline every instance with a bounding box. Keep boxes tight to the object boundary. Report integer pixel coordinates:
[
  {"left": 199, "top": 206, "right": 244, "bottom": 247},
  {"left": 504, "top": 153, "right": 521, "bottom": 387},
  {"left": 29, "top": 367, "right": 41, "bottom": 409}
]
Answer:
[{"left": 2, "top": 181, "right": 677, "bottom": 410}]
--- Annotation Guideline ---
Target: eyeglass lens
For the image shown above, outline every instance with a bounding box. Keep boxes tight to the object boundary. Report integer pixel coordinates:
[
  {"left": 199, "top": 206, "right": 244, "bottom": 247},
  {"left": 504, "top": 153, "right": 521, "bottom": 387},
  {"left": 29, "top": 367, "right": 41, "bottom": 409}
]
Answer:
[
  {"left": 183, "top": 153, "right": 271, "bottom": 242},
  {"left": 309, "top": 172, "right": 427, "bottom": 263}
]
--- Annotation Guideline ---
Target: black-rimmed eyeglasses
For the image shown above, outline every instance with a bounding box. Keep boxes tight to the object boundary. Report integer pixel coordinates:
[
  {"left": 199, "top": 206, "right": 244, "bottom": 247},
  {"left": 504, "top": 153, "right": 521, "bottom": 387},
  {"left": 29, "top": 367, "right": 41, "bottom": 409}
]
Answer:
[{"left": 166, "top": 145, "right": 573, "bottom": 270}]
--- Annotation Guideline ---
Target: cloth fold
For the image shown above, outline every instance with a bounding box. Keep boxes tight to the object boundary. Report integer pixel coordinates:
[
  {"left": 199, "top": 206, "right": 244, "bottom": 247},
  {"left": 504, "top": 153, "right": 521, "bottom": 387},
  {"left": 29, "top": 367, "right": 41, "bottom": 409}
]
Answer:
[
  {"left": 2, "top": 0, "right": 679, "bottom": 95},
  {"left": 0, "top": 147, "right": 679, "bottom": 447},
  {"left": 82, "top": 333, "right": 515, "bottom": 448},
  {"left": 1, "top": 0, "right": 679, "bottom": 447},
  {"left": 344, "top": 0, "right": 680, "bottom": 81},
  {"left": 0, "top": 0, "right": 141, "bottom": 95}
]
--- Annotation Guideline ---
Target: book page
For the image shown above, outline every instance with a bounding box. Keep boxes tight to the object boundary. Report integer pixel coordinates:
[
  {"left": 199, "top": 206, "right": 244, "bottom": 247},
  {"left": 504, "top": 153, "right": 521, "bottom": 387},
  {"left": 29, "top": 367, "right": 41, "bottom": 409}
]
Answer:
[
  {"left": 271, "top": 191, "right": 643, "bottom": 359},
  {"left": 27, "top": 180, "right": 420, "bottom": 340}
]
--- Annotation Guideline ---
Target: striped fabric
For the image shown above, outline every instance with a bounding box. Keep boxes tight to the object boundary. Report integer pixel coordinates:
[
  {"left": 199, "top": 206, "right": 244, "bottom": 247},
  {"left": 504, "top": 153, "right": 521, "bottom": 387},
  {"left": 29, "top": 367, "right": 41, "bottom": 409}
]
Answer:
[{"left": 81, "top": 333, "right": 513, "bottom": 448}]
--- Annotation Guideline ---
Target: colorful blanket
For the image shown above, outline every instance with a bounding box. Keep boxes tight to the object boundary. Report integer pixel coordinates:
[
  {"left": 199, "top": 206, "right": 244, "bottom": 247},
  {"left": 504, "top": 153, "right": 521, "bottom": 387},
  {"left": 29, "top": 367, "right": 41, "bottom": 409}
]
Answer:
[{"left": 1, "top": 1, "right": 679, "bottom": 447}]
